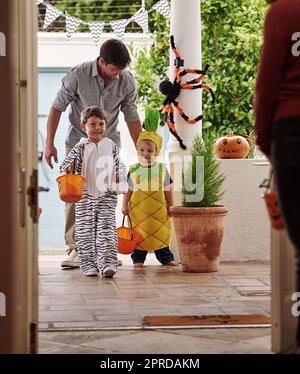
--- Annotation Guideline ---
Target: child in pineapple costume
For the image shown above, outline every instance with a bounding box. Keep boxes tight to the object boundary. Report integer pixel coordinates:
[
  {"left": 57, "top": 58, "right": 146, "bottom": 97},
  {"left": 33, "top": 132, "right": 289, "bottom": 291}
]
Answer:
[{"left": 122, "top": 131, "right": 178, "bottom": 267}]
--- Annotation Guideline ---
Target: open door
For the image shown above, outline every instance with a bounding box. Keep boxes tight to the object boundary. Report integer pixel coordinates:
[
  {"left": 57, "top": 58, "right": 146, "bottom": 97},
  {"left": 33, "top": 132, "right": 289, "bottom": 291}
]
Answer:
[
  {"left": 0, "top": 0, "right": 38, "bottom": 353},
  {"left": 271, "top": 223, "right": 298, "bottom": 352}
]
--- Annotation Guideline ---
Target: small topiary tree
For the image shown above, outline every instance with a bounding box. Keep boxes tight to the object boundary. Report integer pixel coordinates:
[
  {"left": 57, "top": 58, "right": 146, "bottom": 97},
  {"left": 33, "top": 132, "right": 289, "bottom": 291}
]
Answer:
[{"left": 182, "top": 133, "right": 225, "bottom": 207}]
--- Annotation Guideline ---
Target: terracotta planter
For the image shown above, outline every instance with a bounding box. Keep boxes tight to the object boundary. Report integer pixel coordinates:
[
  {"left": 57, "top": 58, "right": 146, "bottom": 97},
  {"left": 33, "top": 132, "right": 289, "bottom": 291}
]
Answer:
[{"left": 169, "top": 206, "right": 228, "bottom": 272}]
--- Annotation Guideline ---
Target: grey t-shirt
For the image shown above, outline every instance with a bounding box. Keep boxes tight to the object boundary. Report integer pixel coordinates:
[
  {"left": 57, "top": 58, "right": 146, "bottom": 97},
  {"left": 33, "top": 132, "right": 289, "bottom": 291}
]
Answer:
[{"left": 52, "top": 58, "right": 140, "bottom": 147}]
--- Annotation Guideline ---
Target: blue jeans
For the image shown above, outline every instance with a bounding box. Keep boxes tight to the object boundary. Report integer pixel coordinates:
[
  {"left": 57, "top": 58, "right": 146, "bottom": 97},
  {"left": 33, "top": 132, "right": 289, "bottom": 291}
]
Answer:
[
  {"left": 131, "top": 247, "right": 174, "bottom": 265},
  {"left": 271, "top": 116, "right": 300, "bottom": 345}
]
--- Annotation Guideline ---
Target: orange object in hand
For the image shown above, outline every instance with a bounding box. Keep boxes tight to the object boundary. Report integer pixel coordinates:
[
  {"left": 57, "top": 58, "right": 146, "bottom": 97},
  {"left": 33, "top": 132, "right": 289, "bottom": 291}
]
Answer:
[
  {"left": 56, "top": 174, "right": 86, "bottom": 203},
  {"left": 263, "top": 191, "right": 285, "bottom": 230},
  {"left": 117, "top": 215, "right": 143, "bottom": 254}
]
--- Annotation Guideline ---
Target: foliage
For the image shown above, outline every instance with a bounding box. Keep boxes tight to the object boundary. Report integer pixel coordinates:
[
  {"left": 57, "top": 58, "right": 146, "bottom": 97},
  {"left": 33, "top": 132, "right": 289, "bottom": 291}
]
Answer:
[
  {"left": 182, "top": 133, "right": 225, "bottom": 207},
  {"left": 132, "top": 0, "right": 267, "bottom": 138},
  {"left": 245, "top": 130, "right": 256, "bottom": 158},
  {"left": 38, "top": 0, "right": 268, "bottom": 138},
  {"left": 130, "top": 12, "right": 169, "bottom": 110},
  {"left": 201, "top": 0, "right": 266, "bottom": 136}
]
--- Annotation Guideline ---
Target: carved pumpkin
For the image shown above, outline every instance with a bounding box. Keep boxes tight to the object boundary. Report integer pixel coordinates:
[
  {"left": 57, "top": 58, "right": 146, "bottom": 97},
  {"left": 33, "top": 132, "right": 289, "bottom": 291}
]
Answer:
[
  {"left": 263, "top": 191, "right": 285, "bottom": 230},
  {"left": 214, "top": 133, "right": 250, "bottom": 159}
]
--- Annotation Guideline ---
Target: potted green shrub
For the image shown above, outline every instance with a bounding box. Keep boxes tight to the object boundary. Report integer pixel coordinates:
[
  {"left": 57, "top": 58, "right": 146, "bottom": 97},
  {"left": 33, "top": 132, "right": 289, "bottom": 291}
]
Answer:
[{"left": 169, "top": 133, "right": 228, "bottom": 272}]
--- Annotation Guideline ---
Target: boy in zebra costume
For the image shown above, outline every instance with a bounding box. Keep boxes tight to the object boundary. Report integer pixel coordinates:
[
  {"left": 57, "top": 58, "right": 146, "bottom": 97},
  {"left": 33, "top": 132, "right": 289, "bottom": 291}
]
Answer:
[{"left": 60, "top": 106, "right": 125, "bottom": 277}]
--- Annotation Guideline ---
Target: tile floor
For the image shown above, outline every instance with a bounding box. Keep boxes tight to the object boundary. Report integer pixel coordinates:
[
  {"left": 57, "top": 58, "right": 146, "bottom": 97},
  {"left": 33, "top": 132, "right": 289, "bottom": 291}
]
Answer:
[{"left": 39, "top": 253, "right": 271, "bottom": 353}]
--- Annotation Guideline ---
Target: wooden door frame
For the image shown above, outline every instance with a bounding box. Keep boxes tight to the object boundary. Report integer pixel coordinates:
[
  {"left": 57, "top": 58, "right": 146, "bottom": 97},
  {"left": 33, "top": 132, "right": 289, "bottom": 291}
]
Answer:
[
  {"left": 271, "top": 229, "right": 297, "bottom": 352},
  {"left": 0, "top": 0, "right": 38, "bottom": 354}
]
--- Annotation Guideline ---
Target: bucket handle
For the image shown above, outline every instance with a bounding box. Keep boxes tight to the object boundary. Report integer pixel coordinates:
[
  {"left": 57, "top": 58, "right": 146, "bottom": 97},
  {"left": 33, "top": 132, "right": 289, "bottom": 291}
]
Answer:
[
  {"left": 122, "top": 214, "right": 134, "bottom": 240},
  {"left": 65, "top": 159, "right": 77, "bottom": 175},
  {"left": 259, "top": 168, "right": 273, "bottom": 192}
]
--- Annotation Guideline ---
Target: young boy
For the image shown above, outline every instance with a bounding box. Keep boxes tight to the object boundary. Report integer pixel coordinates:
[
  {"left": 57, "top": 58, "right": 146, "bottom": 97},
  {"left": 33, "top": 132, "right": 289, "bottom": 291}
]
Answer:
[
  {"left": 60, "top": 106, "right": 122, "bottom": 277},
  {"left": 122, "top": 131, "right": 178, "bottom": 267}
]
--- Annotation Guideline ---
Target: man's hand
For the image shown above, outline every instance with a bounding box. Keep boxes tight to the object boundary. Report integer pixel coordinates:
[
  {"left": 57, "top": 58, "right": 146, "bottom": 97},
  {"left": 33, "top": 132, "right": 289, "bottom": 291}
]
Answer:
[
  {"left": 45, "top": 106, "right": 62, "bottom": 168},
  {"left": 45, "top": 143, "right": 58, "bottom": 169},
  {"left": 127, "top": 120, "right": 142, "bottom": 148}
]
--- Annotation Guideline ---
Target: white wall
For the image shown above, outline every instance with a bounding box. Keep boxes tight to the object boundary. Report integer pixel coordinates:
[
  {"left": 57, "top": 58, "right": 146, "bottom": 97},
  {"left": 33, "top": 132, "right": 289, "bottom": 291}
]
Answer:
[
  {"left": 219, "top": 159, "right": 271, "bottom": 261},
  {"left": 38, "top": 32, "right": 152, "bottom": 68}
]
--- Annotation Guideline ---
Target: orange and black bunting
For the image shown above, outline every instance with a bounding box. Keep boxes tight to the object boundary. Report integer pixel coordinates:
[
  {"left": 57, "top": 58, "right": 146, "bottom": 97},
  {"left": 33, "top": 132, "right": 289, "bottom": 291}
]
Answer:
[{"left": 159, "top": 35, "right": 215, "bottom": 149}]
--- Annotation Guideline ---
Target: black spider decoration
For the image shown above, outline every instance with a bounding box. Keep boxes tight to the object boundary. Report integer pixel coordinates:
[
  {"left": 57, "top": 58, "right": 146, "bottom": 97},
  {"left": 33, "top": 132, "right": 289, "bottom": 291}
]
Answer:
[{"left": 159, "top": 35, "right": 215, "bottom": 149}]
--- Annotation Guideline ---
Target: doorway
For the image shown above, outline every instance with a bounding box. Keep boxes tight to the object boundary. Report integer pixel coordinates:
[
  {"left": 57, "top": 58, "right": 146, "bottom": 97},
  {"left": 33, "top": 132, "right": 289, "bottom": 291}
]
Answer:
[{"left": 1, "top": 0, "right": 297, "bottom": 355}]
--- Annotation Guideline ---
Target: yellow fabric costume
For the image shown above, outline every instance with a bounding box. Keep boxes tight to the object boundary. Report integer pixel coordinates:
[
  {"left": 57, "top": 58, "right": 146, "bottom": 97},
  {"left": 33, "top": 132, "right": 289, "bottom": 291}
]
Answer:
[{"left": 128, "top": 131, "right": 171, "bottom": 251}]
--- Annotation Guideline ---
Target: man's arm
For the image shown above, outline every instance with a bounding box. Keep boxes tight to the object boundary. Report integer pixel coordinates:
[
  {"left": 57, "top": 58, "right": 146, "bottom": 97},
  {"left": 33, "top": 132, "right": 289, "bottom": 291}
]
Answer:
[
  {"left": 45, "top": 106, "right": 62, "bottom": 169},
  {"left": 126, "top": 120, "right": 142, "bottom": 148},
  {"left": 45, "top": 68, "right": 79, "bottom": 168},
  {"left": 121, "top": 72, "right": 142, "bottom": 147}
]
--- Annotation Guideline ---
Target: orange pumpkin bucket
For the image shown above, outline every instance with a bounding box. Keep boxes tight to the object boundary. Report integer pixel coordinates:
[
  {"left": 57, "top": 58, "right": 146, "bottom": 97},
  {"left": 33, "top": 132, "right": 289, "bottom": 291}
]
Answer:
[
  {"left": 259, "top": 172, "right": 285, "bottom": 230},
  {"left": 56, "top": 174, "right": 86, "bottom": 203},
  {"left": 117, "top": 215, "right": 143, "bottom": 254},
  {"left": 263, "top": 191, "right": 285, "bottom": 230}
]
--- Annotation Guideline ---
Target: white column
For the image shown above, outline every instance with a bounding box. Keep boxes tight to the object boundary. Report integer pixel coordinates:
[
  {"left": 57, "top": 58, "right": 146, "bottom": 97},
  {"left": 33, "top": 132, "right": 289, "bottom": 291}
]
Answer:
[
  {"left": 167, "top": 0, "right": 202, "bottom": 261},
  {"left": 167, "top": 0, "right": 202, "bottom": 152}
]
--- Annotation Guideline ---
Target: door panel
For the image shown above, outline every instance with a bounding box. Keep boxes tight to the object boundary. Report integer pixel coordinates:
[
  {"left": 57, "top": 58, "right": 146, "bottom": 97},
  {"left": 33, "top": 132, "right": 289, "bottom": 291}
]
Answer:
[
  {"left": 0, "top": 0, "right": 38, "bottom": 353},
  {"left": 271, "top": 226, "right": 297, "bottom": 352},
  {"left": 18, "top": 0, "right": 39, "bottom": 353}
]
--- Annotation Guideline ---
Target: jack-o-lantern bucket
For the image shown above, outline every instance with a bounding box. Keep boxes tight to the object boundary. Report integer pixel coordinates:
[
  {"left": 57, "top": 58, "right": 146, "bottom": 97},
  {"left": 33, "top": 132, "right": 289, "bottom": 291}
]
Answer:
[
  {"left": 56, "top": 174, "right": 86, "bottom": 203},
  {"left": 259, "top": 172, "right": 285, "bottom": 230},
  {"left": 117, "top": 215, "right": 143, "bottom": 254},
  {"left": 263, "top": 191, "right": 285, "bottom": 230},
  {"left": 214, "top": 132, "right": 250, "bottom": 159}
]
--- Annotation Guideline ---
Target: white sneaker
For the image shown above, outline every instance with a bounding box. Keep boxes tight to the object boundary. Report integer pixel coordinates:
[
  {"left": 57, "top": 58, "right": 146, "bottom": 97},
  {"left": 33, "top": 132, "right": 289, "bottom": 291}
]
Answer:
[
  {"left": 103, "top": 266, "right": 116, "bottom": 278},
  {"left": 61, "top": 251, "right": 80, "bottom": 268},
  {"left": 85, "top": 269, "right": 99, "bottom": 276}
]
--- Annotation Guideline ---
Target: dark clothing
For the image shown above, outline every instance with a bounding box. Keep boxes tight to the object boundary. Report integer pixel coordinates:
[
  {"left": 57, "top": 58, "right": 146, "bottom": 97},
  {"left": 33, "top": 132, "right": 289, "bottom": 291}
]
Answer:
[
  {"left": 131, "top": 247, "right": 174, "bottom": 265},
  {"left": 254, "top": 0, "right": 300, "bottom": 157},
  {"left": 271, "top": 116, "right": 300, "bottom": 344},
  {"left": 255, "top": 0, "right": 300, "bottom": 347}
]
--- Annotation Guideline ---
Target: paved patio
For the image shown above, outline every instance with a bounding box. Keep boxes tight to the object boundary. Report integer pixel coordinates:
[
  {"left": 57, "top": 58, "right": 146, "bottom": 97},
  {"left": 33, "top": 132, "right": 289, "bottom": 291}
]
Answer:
[{"left": 39, "top": 253, "right": 271, "bottom": 353}]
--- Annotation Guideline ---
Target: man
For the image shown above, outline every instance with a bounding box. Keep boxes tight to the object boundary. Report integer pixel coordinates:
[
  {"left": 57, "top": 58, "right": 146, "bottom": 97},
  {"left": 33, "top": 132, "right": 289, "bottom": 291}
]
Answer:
[{"left": 45, "top": 38, "right": 142, "bottom": 268}]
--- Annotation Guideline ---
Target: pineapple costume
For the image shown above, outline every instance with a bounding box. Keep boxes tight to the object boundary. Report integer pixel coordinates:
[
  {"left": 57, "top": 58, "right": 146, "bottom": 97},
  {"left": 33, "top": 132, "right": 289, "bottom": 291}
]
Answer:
[
  {"left": 128, "top": 130, "right": 173, "bottom": 256},
  {"left": 128, "top": 161, "right": 171, "bottom": 251}
]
